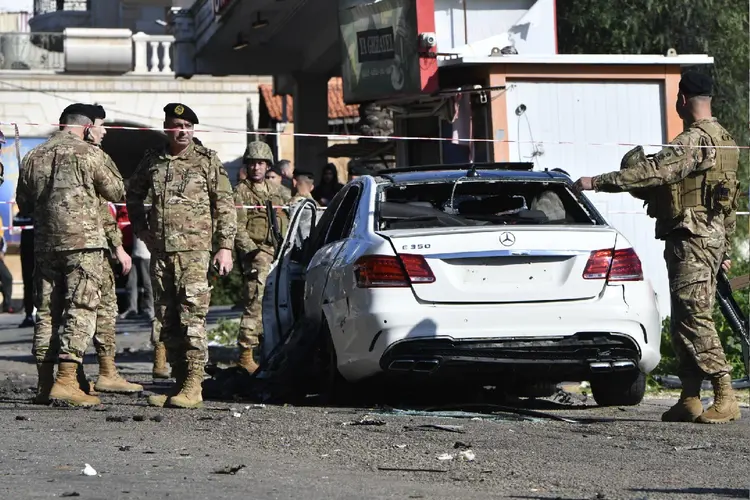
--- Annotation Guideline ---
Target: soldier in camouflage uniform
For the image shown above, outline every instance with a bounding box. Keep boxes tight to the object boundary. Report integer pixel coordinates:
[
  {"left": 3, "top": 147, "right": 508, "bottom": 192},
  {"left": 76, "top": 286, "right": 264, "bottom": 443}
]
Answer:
[
  {"left": 234, "top": 141, "right": 290, "bottom": 373},
  {"left": 575, "top": 72, "right": 741, "bottom": 424},
  {"left": 127, "top": 103, "right": 237, "bottom": 409},
  {"left": 17, "top": 103, "right": 125, "bottom": 407}
]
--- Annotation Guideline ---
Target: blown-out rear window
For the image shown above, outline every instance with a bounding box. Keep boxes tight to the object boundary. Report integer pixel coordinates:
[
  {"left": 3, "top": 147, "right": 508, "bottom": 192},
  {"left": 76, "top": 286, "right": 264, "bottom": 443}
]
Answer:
[{"left": 377, "top": 179, "right": 597, "bottom": 231}]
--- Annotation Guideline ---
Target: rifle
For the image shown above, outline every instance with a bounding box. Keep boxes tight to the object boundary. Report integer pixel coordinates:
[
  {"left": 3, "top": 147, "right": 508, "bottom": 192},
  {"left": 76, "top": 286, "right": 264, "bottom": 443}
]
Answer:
[
  {"left": 716, "top": 268, "right": 749, "bottom": 379},
  {"left": 266, "top": 200, "right": 283, "bottom": 260}
]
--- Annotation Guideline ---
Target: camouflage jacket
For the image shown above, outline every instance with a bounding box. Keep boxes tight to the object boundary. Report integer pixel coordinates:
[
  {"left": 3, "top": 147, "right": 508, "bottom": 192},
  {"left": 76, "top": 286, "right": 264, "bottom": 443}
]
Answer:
[
  {"left": 101, "top": 200, "right": 122, "bottom": 250},
  {"left": 592, "top": 119, "right": 735, "bottom": 250},
  {"left": 234, "top": 179, "right": 291, "bottom": 257},
  {"left": 127, "top": 142, "right": 237, "bottom": 253},
  {"left": 16, "top": 130, "right": 124, "bottom": 252}
]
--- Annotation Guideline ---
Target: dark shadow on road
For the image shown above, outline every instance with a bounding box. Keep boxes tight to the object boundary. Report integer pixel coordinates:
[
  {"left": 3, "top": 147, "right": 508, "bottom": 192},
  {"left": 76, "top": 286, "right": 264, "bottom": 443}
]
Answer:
[{"left": 630, "top": 487, "right": 749, "bottom": 498}]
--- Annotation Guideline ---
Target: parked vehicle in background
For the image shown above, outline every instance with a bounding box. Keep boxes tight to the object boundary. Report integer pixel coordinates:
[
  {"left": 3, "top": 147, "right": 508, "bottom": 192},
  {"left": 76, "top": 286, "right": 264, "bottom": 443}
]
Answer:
[{"left": 260, "top": 163, "right": 662, "bottom": 407}]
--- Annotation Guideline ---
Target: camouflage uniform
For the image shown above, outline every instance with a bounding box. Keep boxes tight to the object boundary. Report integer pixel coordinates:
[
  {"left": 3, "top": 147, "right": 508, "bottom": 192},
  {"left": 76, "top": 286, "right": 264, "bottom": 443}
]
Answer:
[
  {"left": 127, "top": 142, "right": 237, "bottom": 368},
  {"left": 17, "top": 127, "right": 123, "bottom": 407},
  {"left": 234, "top": 178, "right": 290, "bottom": 352},
  {"left": 594, "top": 112, "right": 742, "bottom": 423},
  {"left": 17, "top": 130, "right": 124, "bottom": 364},
  {"left": 31, "top": 201, "right": 121, "bottom": 362},
  {"left": 234, "top": 142, "right": 289, "bottom": 359},
  {"left": 594, "top": 118, "right": 739, "bottom": 379}
]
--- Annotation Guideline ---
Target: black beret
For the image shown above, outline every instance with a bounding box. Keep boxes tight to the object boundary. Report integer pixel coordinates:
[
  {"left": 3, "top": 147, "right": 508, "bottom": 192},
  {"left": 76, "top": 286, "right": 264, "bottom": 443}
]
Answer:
[
  {"left": 59, "top": 103, "right": 100, "bottom": 124},
  {"left": 293, "top": 170, "right": 315, "bottom": 182},
  {"left": 89, "top": 104, "right": 106, "bottom": 120},
  {"left": 267, "top": 166, "right": 282, "bottom": 176},
  {"left": 164, "top": 103, "right": 199, "bottom": 124},
  {"left": 679, "top": 71, "right": 713, "bottom": 97}
]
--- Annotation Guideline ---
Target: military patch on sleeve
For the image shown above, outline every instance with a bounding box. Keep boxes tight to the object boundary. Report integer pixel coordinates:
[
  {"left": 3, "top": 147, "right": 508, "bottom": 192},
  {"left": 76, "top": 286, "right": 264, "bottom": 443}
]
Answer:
[{"left": 671, "top": 145, "right": 685, "bottom": 156}]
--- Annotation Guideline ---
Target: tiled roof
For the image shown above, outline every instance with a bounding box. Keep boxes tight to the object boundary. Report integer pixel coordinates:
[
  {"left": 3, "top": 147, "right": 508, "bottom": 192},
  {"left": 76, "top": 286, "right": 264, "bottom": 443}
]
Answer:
[{"left": 259, "top": 77, "right": 359, "bottom": 123}]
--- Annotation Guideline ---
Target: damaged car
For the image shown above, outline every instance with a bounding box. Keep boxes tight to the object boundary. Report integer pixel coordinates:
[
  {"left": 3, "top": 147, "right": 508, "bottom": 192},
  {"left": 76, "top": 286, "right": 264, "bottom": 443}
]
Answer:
[{"left": 257, "top": 163, "right": 662, "bottom": 407}]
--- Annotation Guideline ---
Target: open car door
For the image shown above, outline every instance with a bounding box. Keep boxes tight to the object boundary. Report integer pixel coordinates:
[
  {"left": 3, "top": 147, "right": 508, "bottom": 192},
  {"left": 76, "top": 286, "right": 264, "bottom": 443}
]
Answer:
[{"left": 259, "top": 198, "right": 319, "bottom": 375}]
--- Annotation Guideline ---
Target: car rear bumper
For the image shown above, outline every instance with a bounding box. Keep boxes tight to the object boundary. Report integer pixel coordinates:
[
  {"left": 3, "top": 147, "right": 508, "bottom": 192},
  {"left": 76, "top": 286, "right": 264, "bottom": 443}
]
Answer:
[{"left": 332, "top": 281, "right": 662, "bottom": 383}]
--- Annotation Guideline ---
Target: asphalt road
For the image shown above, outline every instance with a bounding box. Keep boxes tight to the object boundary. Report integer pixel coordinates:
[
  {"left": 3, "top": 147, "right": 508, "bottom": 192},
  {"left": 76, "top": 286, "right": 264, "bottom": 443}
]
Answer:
[{"left": 0, "top": 309, "right": 748, "bottom": 500}]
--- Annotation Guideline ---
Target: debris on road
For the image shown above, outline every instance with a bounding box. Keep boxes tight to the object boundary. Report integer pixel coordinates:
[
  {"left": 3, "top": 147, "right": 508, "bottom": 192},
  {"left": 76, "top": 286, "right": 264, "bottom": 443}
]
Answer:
[
  {"left": 437, "top": 453, "right": 454, "bottom": 461},
  {"left": 213, "top": 464, "right": 246, "bottom": 475},
  {"left": 674, "top": 444, "right": 713, "bottom": 452},
  {"left": 377, "top": 467, "right": 447, "bottom": 473},
  {"left": 60, "top": 492, "right": 80, "bottom": 497},
  {"left": 133, "top": 415, "right": 146, "bottom": 422},
  {"left": 458, "top": 450, "right": 476, "bottom": 462},
  {"left": 343, "top": 415, "right": 386, "bottom": 426},
  {"left": 151, "top": 415, "right": 164, "bottom": 422},
  {"left": 15, "top": 415, "right": 29, "bottom": 421},
  {"left": 404, "top": 424, "right": 465, "bottom": 434},
  {"left": 80, "top": 464, "right": 97, "bottom": 476},
  {"left": 105, "top": 416, "right": 128, "bottom": 423},
  {"left": 453, "top": 441, "right": 471, "bottom": 449},
  {"left": 119, "top": 446, "right": 131, "bottom": 451}
]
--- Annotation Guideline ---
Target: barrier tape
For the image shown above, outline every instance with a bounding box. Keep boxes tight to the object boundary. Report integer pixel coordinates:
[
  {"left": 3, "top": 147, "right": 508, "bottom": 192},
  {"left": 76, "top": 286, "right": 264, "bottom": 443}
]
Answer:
[{"left": 2, "top": 120, "right": 750, "bottom": 150}]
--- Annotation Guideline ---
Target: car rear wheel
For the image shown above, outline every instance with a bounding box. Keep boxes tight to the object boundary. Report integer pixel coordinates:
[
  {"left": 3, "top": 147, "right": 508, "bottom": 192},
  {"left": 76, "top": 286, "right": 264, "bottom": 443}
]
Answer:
[
  {"left": 318, "top": 321, "right": 351, "bottom": 405},
  {"left": 590, "top": 371, "right": 646, "bottom": 407}
]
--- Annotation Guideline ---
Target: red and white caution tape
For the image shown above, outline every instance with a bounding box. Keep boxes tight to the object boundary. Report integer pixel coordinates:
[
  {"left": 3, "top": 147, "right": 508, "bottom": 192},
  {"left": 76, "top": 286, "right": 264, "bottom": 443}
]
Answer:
[{"left": 2, "top": 120, "right": 750, "bottom": 149}]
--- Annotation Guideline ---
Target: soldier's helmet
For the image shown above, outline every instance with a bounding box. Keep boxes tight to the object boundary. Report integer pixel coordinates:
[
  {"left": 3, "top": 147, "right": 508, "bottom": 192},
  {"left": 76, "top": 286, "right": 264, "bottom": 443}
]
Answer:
[
  {"left": 244, "top": 141, "right": 274, "bottom": 164},
  {"left": 620, "top": 146, "right": 650, "bottom": 201},
  {"left": 620, "top": 146, "right": 646, "bottom": 171}
]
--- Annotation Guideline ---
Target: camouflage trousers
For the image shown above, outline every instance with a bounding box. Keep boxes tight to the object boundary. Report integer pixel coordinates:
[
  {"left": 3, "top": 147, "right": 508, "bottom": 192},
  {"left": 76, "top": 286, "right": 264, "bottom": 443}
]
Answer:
[
  {"left": 31, "top": 250, "right": 104, "bottom": 364},
  {"left": 151, "top": 251, "right": 212, "bottom": 365},
  {"left": 238, "top": 247, "right": 274, "bottom": 350},
  {"left": 665, "top": 234, "right": 731, "bottom": 378},
  {"left": 33, "top": 256, "right": 119, "bottom": 362}
]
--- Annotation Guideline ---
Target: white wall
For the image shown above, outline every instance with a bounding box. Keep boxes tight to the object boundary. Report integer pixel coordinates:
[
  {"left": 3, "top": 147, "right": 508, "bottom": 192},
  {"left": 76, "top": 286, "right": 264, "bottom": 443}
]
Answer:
[
  {"left": 505, "top": 80, "right": 671, "bottom": 319},
  {"left": 0, "top": 73, "right": 268, "bottom": 178},
  {"left": 435, "top": 0, "right": 557, "bottom": 56}
]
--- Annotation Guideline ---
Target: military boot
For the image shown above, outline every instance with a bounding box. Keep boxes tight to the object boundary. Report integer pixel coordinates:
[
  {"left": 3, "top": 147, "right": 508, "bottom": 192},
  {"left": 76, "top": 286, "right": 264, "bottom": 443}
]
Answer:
[
  {"left": 77, "top": 363, "right": 98, "bottom": 396},
  {"left": 49, "top": 361, "right": 101, "bottom": 406},
  {"left": 147, "top": 362, "right": 186, "bottom": 407},
  {"left": 152, "top": 342, "right": 170, "bottom": 379},
  {"left": 697, "top": 374, "right": 742, "bottom": 424},
  {"left": 33, "top": 362, "right": 55, "bottom": 405},
  {"left": 661, "top": 376, "right": 704, "bottom": 422},
  {"left": 167, "top": 360, "right": 205, "bottom": 409},
  {"left": 237, "top": 347, "right": 260, "bottom": 374},
  {"left": 94, "top": 355, "right": 144, "bottom": 393}
]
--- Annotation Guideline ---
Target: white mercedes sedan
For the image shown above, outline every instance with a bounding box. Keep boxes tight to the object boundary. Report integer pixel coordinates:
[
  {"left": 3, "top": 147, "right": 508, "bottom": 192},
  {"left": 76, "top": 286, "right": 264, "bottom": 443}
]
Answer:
[{"left": 260, "top": 163, "right": 661, "bottom": 407}]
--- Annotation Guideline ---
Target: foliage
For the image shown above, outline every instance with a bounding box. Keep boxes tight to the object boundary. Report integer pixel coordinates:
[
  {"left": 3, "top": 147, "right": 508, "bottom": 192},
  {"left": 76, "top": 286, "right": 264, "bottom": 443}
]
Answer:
[
  {"left": 207, "top": 318, "right": 240, "bottom": 346},
  {"left": 651, "top": 259, "right": 750, "bottom": 378},
  {"left": 209, "top": 266, "right": 244, "bottom": 306}
]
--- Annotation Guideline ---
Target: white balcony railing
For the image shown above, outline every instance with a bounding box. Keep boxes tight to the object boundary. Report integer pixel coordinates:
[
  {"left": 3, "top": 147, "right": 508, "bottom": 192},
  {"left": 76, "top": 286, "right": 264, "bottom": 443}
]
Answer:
[
  {"left": 0, "top": 30, "right": 175, "bottom": 75},
  {"left": 132, "top": 32, "right": 174, "bottom": 74}
]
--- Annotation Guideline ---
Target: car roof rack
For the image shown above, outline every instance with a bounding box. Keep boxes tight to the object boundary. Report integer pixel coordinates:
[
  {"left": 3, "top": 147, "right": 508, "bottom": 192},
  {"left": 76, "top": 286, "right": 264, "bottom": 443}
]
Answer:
[{"left": 375, "top": 162, "right": 535, "bottom": 175}]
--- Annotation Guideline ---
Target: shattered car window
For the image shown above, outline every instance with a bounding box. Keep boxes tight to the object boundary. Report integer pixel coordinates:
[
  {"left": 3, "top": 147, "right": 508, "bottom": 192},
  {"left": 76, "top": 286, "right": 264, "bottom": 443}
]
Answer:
[{"left": 378, "top": 179, "right": 595, "bottom": 231}]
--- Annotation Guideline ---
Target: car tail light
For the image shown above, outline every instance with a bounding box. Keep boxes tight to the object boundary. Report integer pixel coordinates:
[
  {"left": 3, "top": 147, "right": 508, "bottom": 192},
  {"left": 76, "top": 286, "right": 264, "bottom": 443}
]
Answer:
[
  {"left": 354, "top": 254, "right": 436, "bottom": 288},
  {"left": 583, "top": 248, "right": 643, "bottom": 281}
]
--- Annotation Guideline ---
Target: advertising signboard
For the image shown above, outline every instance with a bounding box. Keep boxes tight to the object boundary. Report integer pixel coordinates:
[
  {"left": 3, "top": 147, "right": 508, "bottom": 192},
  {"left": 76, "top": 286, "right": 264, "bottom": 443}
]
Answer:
[{"left": 338, "top": 0, "right": 439, "bottom": 104}]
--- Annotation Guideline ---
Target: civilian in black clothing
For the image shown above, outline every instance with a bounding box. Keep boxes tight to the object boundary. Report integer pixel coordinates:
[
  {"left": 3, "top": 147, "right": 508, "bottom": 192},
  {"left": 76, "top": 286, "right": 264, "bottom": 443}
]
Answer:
[
  {"left": 0, "top": 233, "right": 13, "bottom": 313},
  {"left": 16, "top": 214, "right": 35, "bottom": 326},
  {"left": 313, "top": 163, "right": 344, "bottom": 207}
]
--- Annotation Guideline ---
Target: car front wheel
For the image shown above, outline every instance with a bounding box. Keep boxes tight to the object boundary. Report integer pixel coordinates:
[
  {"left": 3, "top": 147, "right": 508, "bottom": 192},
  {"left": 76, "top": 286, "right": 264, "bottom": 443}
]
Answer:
[{"left": 590, "top": 371, "right": 646, "bottom": 407}]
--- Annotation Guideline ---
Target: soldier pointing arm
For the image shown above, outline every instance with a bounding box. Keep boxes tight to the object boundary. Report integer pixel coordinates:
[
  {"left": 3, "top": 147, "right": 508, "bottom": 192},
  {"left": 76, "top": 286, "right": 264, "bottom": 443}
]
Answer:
[{"left": 575, "top": 71, "right": 741, "bottom": 424}]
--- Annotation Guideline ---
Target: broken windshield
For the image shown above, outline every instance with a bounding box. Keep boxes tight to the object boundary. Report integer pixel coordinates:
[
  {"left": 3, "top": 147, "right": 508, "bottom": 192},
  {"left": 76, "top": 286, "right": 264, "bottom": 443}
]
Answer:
[{"left": 377, "top": 179, "right": 596, "bottom": 231}]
